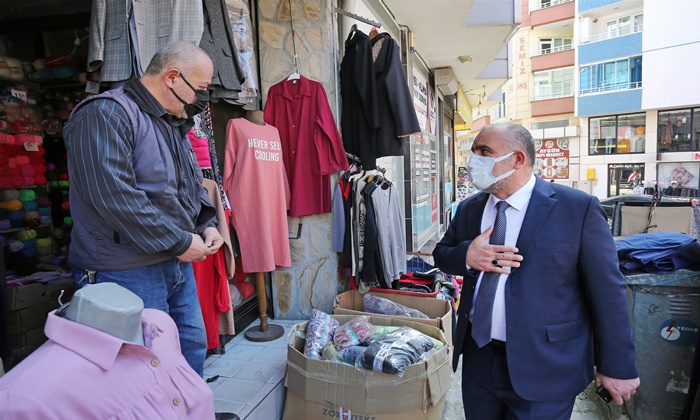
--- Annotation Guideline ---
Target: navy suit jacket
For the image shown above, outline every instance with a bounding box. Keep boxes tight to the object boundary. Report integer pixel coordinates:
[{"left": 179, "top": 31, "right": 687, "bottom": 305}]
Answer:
[{"left": 433, "top": 177, "right": 638, "bottom": 401}]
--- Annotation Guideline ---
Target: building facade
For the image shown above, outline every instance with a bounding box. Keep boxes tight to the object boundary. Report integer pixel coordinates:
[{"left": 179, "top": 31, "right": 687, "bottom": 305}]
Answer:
[{"left": 457, "top": 0, "right": 700, "bottom": 202}]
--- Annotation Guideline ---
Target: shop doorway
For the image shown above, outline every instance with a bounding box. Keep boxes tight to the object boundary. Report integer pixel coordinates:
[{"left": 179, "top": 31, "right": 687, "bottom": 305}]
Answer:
[{"left": 608, "top": 163, "right": 644, "bottom": 196}]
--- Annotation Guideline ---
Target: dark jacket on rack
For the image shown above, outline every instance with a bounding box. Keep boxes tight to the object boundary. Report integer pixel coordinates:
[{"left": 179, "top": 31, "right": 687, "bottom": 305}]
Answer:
[
  {"left": 200, "top": 0, "right": 245, "bottom": 103},
  {"left": 371, "top": 33, "right": 420, "bottom": 158},
  {"left": 340, "top": 29, "right": 380, "bottom": 169}
]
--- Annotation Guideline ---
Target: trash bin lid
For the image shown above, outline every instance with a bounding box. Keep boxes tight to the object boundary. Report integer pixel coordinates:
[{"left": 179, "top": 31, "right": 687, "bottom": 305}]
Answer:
[{"left": 625, "top": 269, "right": 700, "bottom": 288}]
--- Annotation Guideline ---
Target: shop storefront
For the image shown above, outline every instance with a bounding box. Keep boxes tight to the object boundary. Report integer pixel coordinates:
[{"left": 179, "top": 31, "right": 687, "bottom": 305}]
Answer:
[{"left": 0, "top": 0, "right": 459, "bottom": 371}]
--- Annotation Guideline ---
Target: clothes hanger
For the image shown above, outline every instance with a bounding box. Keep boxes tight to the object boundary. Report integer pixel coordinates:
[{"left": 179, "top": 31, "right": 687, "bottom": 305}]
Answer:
[{"left": 287, "top": 0, "right": 301, "bottom": 81}]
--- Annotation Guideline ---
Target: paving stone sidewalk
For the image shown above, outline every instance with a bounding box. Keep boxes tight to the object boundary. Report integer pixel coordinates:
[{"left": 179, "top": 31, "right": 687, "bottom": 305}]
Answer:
[{"left": 441, "top": 359, "right": 632, "bottom": 420}]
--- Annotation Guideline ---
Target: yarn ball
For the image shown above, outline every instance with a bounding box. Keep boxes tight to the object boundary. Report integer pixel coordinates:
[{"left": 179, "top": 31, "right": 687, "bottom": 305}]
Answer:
[
  {"left": 0, "top": 199, "right": 22, "bottom": 211},
  {"left": 16, "top": 229, "right": 37, "bottom": 241},
  {"left": 39, "top": 215, "right": 51, "bottom": 225},
  {"left": 19, "top": 189, "right": 36, "bottom": 202},
  {"left": 15, "top": 156, "right": 30, "bottom": 165},
  {"left": 22, "top": 200, "right": 38, "bottom": 212},
  {"left": 34, "top": 175, "right": 46, "bottom": 185},
  {"left": 63, "top": 216, "right": 72, "bottom": 226},
  {"left": 36, "top": 237, "right": 52, "bottom": 248},
  {"left": 0, "top": 219, "right": 9, "bottom": 229},
  {"left": 7, "top": 239, "right": 24, "bottom": 252},
  {"left": 32, "top": 164, "right": 46, "bottom": 175},
  {"left": 9, "top": 210, "right": 24, "bottom": 221},
  {"left": 0, "top": 189, "right": 19, "bottom": 200},
  {"left": 36, "top": 246, "right": 53, "bottom": 257},
  {"left": 37, "top": 196, "right": 53, "bottom": 208},
  {"left": 237, "top": 281, "right": 255, "bottom": 300}
]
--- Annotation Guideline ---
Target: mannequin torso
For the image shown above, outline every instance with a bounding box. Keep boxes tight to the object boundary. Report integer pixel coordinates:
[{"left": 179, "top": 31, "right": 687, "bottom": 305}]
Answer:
[
  {"left": 244, "top": 110, "right": 265, "bottom": 125},
  {"left": 61, "top": 282, "right": 145, "bottom": 345}
]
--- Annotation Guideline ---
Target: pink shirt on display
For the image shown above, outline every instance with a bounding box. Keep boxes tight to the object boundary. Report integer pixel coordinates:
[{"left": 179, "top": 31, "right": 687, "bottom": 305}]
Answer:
[
  {"left": 223, "top": 118, "right": 292, "bottom": 273},
  {"left": 0, "top": 309, "right": 215, "bottom": 419}
]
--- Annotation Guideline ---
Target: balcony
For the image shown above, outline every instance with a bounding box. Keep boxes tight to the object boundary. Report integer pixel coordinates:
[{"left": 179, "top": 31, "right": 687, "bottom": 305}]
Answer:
[
  {"left": 530, "top": 0, "right": 573, "bottom": 12},
  {"left": 532, "top": 95, "right": 574, "bottom": 117},
  {"left": 579, "top": 24, "right": 643, "bottom": 45},
  {"left": 579, "top": 81, "right": 642, "bottom": 96},
  {"left": 532, "top": 47, "right": 574, "bottom": 72},
  {"left": 530, "top": 0, "right": 574, "bottom": 28},
  {"left": 471, "top": 115, "right": 491, "bottom": 132}
]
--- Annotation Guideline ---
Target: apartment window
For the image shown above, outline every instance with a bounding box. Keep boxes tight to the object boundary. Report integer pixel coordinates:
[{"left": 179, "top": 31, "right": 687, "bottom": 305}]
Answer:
[
  {"left": 606, "top": 14, "right": 643, "bottom": 37},
  {"left": 533, "top": 68, "right": 574, "bottom": 100},
  {"left": 658, "top": 108, "right": 700, "bottom": 153},
  {"left": 539, "top": 38, "right": 572, "bottom": 54},
  {"left": 579, "top": 56, "right": 642, "bottom": 94},
  {"left": 589, "top": 113, "right": 646, "bottom": 155}
]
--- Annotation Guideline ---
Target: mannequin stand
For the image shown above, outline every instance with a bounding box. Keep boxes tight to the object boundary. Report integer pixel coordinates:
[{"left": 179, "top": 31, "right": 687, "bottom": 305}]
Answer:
[{"left": 244, "top": 272, "right": 284, "bottom": 342}]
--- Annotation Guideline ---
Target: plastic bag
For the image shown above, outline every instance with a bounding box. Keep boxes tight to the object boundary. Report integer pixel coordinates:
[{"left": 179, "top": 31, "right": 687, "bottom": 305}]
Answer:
[
  {"left": 321, "top": 342, "right": 343, "bottom": 363},
  {"left": 303, "top": 309, "right": 339, "bottom": 360},
  {"left": 357, "top": 327, "right": 435, "bottom": 376},
  {"left": 339, "top": 345, "right": 367, "bottom": 365},
  {"left": 363, "top": 293, "right": 429, "bottom": 319},
  {"left": 333, "top": 316, "right": 373, "bottom": 349}
]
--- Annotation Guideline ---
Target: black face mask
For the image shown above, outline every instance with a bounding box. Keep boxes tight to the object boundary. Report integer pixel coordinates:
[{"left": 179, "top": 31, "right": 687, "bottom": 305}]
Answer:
[{"left": 170, "top": 72, "right": 209, "bottom": 118}]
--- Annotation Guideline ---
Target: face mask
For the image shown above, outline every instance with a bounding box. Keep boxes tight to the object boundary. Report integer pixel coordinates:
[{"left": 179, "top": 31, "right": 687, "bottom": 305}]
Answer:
[
  {"left": 467, "top": 151, "right": 515, "bottom": 191},
  {"left": 170, "top": 72, "right": 209, "bottom": 118}
]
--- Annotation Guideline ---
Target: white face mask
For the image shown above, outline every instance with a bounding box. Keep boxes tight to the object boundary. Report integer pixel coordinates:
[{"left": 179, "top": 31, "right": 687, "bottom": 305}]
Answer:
[{"left": 467, "top": 151, "right": 515, "bottom": 191}]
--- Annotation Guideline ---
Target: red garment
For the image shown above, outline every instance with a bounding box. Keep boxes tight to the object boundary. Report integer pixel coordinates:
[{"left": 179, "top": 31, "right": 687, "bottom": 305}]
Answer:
[
  {"left": 223, "top": 118, "right": 292, "bottom": 273},
  {"left": 187, "top": 130, "right": 212, "bottom": 168},
  {"left": 264, "top": 76, "right": 349, "bottom": 216},
  {"left": 193, "top": 246, "right": 232, "bottom": 350}
]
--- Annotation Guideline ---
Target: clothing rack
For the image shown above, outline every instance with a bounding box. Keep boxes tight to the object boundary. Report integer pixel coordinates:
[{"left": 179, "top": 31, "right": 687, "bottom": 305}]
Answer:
[
  {"left": 346, "top": 151, "right": 361, "bottom": 164},
  {"left": 335, "top": 7, "right": 382, "bottom": 28}
]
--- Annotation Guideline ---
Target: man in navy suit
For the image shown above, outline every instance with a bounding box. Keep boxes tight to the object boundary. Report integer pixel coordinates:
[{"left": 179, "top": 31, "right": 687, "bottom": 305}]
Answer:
[{"left": 434, "top": 123, "right": 639, "bottom": 419}]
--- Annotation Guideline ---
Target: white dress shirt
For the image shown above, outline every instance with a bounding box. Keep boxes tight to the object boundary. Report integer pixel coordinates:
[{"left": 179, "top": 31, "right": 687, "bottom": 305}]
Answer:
[{"left": 472, "top": 174, "right": 536, "bottom": 342}]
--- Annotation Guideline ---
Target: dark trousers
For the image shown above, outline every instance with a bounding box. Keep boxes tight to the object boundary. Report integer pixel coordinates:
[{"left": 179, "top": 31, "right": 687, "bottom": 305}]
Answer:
[{"left": 461, "top": 327, "right": 576, "bottom": 420}]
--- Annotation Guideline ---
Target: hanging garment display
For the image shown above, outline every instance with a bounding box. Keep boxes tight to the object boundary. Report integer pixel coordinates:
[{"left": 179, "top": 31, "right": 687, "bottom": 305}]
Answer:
[
  {"left": 88, "top": 0, "right": 204, "bottom": 82},
  {"left": 340, "top": 28, "right": 379, "bottom": 169},
  {"left": 223, "top": 118, "right": 291, "bottom": 273},
  {"left": 192, "top": 179, "right": 236, "bottom": 349},
  {"left": 371, "top": 32, "right": 421, "bottom": 157},
  {"left": 264, "top": 76, "right": 348, "bottom": 216},
  {"left": 339, "top": 30, "right": 419, "bottom": 169},
  {"left": 337, "top": 165, "right": 406, "bottom": 287},
  {"left": 201, "top": 0, "right": 246, "bottom": 103},
  {"left": 225, "top": 0, "right": 259, "bottom": 107}
]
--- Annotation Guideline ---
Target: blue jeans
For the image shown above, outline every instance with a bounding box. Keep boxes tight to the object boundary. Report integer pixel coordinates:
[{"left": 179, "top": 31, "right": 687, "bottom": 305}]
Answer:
[{"left": 72, "top": 259, "right": 207, "bottom": 376}]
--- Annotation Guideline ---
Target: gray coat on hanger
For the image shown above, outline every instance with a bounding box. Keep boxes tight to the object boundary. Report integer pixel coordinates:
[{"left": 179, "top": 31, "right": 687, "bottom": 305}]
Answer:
[
  {"left": 88, "top": 0, "right": 204, "bottom": 82},
  {"left": 200, "top": 0, "right": 246, "bottom": 103}
]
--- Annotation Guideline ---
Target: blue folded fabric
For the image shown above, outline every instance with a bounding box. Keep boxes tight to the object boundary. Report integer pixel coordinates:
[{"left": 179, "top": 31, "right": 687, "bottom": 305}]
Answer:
[{"left": 616, "top": 231, "right": 700, "bottom": 273}]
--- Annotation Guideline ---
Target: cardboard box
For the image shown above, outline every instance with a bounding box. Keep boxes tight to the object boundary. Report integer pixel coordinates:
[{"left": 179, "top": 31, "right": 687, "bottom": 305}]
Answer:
[
  {"left": 283, "top": 389, "right": 445, "bottom": 420},
  {"left": 7, "top": 276, "right": 75, "bottom": 311},
  {"left": 282, "top": 315, "right": 452, "bottom": 420},
  {"left": 10, "top": 326, "right": 48, "bottom": 349},
  {"left": 333, "top": 290, "right": 453, "bottom": 346},
  {"left": 8, "top": 301, "right": 58, "bottom": 335}
]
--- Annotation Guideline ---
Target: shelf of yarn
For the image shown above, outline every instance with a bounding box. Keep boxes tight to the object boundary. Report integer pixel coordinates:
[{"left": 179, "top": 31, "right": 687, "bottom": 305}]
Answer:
[{"left": 0, "top": 224, "right": 50, "bottom": 234}]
